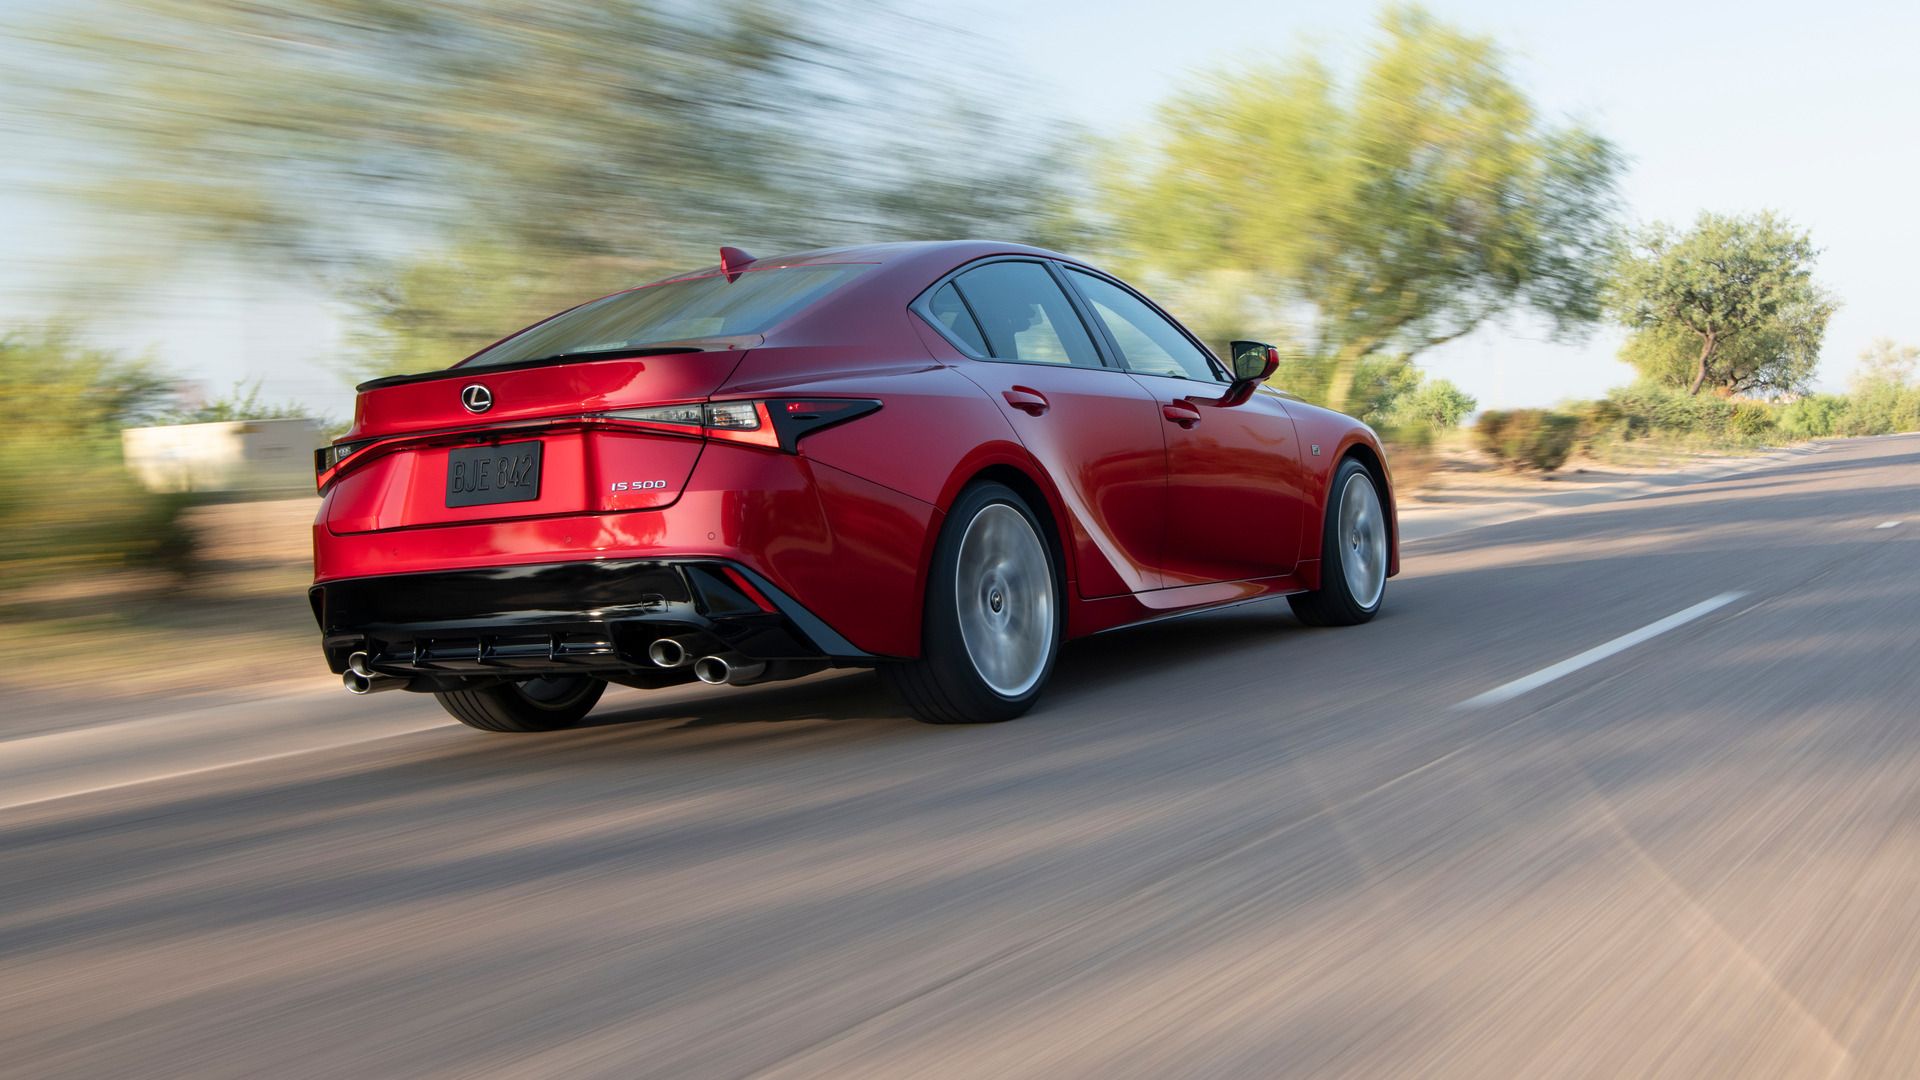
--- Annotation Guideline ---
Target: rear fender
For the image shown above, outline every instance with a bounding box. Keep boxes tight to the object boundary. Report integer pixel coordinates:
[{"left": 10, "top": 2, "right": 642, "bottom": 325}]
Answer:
[
  {"left": 1284, "top": 403, "right": 1399, "bottom": 579},
  {"left": 715, "top": 341, "right": 1088, "bottom": 646}
]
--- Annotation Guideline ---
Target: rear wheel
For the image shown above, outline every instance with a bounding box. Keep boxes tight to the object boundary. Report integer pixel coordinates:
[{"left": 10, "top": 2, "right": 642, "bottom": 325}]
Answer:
[
  {"left": 882, "top": 482, "right": 1061, "bottom": 724},
  {"left": 1289, "top": 458, "right": 1388, "bottom": 627},
  {"left": 434, "top": 675, "right": 606, "bottom": 732}
]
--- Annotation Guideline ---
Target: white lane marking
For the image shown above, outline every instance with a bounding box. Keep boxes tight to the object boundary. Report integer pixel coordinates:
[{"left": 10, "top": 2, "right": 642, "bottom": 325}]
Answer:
[
  {"left": 1454, "top": 591, "right": 1748, "bottom": 710},
  {"left": 1875, "top": 520, "right": 1902, "bottom": 529}
]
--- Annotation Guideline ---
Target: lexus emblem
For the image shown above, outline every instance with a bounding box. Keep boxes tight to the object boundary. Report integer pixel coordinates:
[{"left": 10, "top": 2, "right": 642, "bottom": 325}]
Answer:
[{"left": 460, "top": 384, "right": 493, "bottom": 414}]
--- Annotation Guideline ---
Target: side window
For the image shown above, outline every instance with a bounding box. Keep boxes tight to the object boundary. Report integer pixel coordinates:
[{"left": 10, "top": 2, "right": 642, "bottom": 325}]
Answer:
[
  {"left": 1065, "top": 268, "right": 1220, "bottom": 382},
  {"left": 951, "top": 262, "right": 1103, "bottom": 367},
  {"left": 926, "top": 283, "right": 988, "bottom": 355}
]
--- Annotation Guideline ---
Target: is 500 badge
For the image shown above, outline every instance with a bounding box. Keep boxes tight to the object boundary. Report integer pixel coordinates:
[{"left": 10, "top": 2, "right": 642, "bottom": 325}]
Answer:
[{"left": 609, "top": 480, "right": 669, "bottom": 492}]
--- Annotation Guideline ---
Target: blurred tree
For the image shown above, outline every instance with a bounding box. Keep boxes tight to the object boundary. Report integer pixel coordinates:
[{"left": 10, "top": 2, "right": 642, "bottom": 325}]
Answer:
[
  {"left": 1608, "top": 212, "right": 1835, "bottom": 396},
  {"left": 867, "top": 108, "right": 1096, "bottom": 252},
  {"left": 0, "top": 327, "right": 192, "bottom": 580},
  {"left": 1837, "top": 339, "right": 1920, "bottom": 436},
  {"left": 19, "top": 0, "right": 1085, "bottom": 378},
  {"left": 1851, "top": 338, "right": 1919, "bottom": 390},
  {"left": 160, "top": 381, "right": 327, "bottom": 426},
  {"left": 27, "top": 0, "right": 836, "bottom": 265},
  {"left": 1103, "top": 6, "right": 1620, "bottom": 410}
]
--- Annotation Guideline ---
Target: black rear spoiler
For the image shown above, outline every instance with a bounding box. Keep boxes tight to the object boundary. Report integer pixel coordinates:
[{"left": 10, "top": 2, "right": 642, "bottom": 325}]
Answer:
[{"left": 354, "top": 346, "right": 706, "bottom": 393}]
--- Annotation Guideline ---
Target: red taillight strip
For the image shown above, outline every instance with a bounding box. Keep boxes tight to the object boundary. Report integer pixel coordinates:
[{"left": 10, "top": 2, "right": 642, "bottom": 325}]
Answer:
[
  {"left": 314, "top": 414, "right": 660, "bottom": 492},
  {"left": 313, "top": 398, "right": 882, "bottom": 491}
]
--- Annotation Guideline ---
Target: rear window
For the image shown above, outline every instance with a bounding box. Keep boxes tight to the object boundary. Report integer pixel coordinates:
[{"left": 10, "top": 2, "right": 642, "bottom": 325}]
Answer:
[
  {"left": 952, "top": 261, "right": 1102, "bottom": 368},
  {"left": 927, "top": 283, "right": 988, "bottom": 355},
  {"left": 461, "top": 264, "right": 871, "bottom": 369}
]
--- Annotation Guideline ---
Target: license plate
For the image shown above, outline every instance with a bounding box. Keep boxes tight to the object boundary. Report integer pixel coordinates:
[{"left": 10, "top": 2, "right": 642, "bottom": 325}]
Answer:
[{"left": 446, "top": 441, "right": 543, "bottom": 507}]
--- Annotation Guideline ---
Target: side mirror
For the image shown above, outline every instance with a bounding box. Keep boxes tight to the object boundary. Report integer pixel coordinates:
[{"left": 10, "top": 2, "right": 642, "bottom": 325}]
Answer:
[{"left": 1229, "top": 340, "right": 1281, "bottom": 385}]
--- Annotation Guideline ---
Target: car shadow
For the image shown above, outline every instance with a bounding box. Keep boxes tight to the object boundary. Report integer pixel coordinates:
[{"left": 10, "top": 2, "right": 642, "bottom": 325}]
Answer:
[
  {"left": 577, "top": 668, "right": 905, "bottom": 730},
  {"left": 571, "top": 597, "right": 1315, "bottom": 733}
]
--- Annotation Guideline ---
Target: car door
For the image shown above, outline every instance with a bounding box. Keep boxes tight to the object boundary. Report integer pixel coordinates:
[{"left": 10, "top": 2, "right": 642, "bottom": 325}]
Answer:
[
  {"left": 1060, "top": 265, "right": 1311, "bottom": 586},
  {"left": 919, "top": 259, "right": 1168, "bottom": 598}
]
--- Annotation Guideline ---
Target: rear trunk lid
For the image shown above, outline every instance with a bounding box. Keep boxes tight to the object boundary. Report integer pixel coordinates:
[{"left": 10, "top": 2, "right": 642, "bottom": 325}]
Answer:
[
  {"left": 347, "top": 346, "right": 750, "bottom": 439},
  {"left": 320, "top": 348, "right": 748, "bottom": 534}
]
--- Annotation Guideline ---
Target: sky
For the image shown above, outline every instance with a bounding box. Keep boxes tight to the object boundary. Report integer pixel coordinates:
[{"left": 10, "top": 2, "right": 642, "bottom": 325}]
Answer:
[
  {"left": 956, "top": 0, "right": 1920, "bottom": 407},
  {"left": 2, "top": 0, "right": 1917, "bottom": 418}
]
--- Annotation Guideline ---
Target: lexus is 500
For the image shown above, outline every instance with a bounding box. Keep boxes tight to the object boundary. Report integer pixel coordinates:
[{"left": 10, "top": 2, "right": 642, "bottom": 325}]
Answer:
[{"left": 311, "top": 241, "right": 1397, "bottom": 731}]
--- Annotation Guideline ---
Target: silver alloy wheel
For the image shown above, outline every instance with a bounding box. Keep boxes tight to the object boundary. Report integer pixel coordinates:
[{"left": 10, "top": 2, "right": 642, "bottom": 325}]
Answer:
[
  {"left": 1338, "top": 471, "right": 1388, "bottom": 610},
  {"left": 954, "top": 502, "right": 1054, "bottom": 697}
]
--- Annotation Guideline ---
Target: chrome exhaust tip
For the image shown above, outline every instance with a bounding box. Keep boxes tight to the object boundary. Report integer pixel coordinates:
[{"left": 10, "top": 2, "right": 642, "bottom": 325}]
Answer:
[
  {"left": 648, "top": 638, "right": 690, "bottom": 668},
  {"left": 693, "top": 655, "right": 768, "bottom": 686},
  {"left": 343, "top": 659, "right": 403, "bottom": 695}
]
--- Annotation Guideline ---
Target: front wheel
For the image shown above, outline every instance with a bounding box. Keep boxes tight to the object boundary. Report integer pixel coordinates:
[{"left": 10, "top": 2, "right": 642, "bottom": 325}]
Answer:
[
  {"left": 882, "top": 482, "right": 1062, "bottom": 724},
  {"left": 434, "top": 675, "right": 606, "bottom": 732},
  {"left": 1289, "top": 458, "right": 1388, "bottom": 627}
]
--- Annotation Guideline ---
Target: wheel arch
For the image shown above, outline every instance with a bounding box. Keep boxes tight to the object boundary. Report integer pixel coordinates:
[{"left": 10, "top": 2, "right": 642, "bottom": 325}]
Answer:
[
  {"left": 1330, "top": 436, "right": 1399, "bottom": 580},
  {"left": 963, "top": 464, "right": 1071, "bottom": 590},
  {"left": 932, "top": 450, "right": 1077, "bottom": 603}
]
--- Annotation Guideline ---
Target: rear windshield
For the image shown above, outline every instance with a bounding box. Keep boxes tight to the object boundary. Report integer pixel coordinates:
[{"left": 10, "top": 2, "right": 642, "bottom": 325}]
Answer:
[{"left": 460, "top": 263, "right": 871, "bottom": 369}]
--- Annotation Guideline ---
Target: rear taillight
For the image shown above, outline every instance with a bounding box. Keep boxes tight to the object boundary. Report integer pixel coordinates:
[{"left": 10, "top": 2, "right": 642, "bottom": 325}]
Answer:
[
  {"left": 314, "top": 439, "right": 373, "bottom": 489},
  {"left": 314, "top": 440, "right": 370, "bottom": 474},
  {"left": 602, "top": 399, "right": 879, "bottom": 453}
]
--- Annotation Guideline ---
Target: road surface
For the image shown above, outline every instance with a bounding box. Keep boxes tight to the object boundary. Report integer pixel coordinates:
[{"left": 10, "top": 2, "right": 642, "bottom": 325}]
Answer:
[{"left": 4, "top": 435, "right": 1918, "bottom": 1078}]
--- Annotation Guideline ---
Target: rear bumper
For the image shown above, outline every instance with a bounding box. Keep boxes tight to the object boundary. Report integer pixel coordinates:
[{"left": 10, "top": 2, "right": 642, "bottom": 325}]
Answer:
[
  {"left": 311, "top": 442, "right": 941, "bottom": 658},
  {"left": 310, "top": 558, "right": 875, "bottom": 678}
]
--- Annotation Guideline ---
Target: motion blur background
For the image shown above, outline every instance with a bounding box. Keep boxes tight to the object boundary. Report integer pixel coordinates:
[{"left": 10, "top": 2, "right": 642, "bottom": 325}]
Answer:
[{"left": 2, "top": 0, "right": 1918, "bottom": 691}]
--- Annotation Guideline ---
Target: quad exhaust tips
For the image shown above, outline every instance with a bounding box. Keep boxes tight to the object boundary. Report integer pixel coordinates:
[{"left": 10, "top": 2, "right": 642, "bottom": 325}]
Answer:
[
  {"left": 339, "top": 643, "right": 775, "bottom": 692},
  {"left": 647, "top": 638, "right": 691, "bottom": 668},
  {"left": 693, "top": 654, "right": 767, "bottom": 686}
]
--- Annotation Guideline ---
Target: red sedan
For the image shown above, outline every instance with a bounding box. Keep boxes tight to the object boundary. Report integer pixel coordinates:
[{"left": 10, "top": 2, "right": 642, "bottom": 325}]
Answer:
[{"left": 311, "top": 241, "right": 1397, "bottom": 730}]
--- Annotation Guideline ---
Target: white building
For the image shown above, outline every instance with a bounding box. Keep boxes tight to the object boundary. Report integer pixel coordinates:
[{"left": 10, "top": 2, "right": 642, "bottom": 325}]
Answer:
[{"left": 122, "top": 418, "right": 324, "bottom": 495}]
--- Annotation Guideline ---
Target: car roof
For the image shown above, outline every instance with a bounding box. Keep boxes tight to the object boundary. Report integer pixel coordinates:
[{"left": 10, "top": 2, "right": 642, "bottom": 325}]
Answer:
[
  {"left": 668, "top": 239, "right": 1075, "bottom": 279},
  {"left": 639, "top": 240, "right": 1103, "bottom": 352}
]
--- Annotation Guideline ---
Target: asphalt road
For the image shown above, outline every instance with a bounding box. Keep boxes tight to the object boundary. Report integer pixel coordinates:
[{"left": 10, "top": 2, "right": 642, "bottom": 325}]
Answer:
[{"left": 5, "top": 435, "right": 1919, "bottom": 1078}]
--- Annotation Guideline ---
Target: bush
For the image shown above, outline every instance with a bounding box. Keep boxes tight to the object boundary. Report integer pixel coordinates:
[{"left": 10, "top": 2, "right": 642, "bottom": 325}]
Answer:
[
  {"left": 1774, "top": 394, "right": 1846, "bottom": 439},
  {"left": 1596, "top": 382, "right": 1777, "bottom": 445},
  {"left": 0, "top": 327, "right": 195, "bottom": 585},
  {"left": 1375, "top": 422, "right": 1438, "bottom": 491},
  {"left": 1836, "top": 382, "right": 1920, "bottom": 437},
  {"left": 1729, "top": 401, "right": 1775, "bottom": 438},
  {"left": 1475, "top": 409, "right": 1578, "bottom": 471},
  {"left": 1380, "top": 378, "right": 1477, "bottom": 431}
]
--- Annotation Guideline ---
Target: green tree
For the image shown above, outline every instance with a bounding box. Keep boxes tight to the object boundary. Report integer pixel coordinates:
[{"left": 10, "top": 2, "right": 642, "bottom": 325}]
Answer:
[
  {"left": 1384, "top": 378, "right": 1478, "bottom": 430},
  {"left": 1837, "top": 339, "right": 1920, "bottom": 436},
  {"left": 1607, "top": 212, "right": 1835, "bottom": 396},
  {"left": 1103, "top": 6, "right": 1620, "bottom": 410}
]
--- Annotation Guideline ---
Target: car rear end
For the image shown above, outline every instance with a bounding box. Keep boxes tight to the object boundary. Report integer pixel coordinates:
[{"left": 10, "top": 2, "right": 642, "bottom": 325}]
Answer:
[{"left": 310, "top": 258, "right": 924, "bottom": 695}]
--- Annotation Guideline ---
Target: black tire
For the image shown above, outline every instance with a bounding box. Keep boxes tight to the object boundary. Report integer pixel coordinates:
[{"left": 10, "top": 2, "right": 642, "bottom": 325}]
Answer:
[
  {"left": 1289, "top": 458, "right": 1388, "bottom": 628},
  {"left": 434, "top": 676, "right": 606, "bottom": 732},
  {"left": 881, "top": 481, "right": 1062, "bottom": 724}
]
